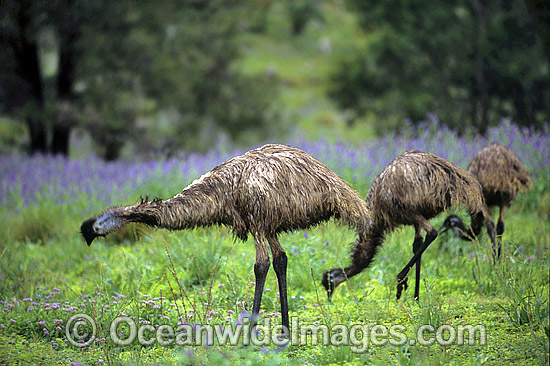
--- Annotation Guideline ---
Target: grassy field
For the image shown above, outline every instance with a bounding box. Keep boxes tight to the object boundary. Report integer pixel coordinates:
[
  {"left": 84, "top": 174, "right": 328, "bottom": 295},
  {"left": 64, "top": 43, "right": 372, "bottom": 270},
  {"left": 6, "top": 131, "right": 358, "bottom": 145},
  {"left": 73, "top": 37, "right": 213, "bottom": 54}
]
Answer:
[{"left": 0, "top": 121, "right": 549, "bottom": 365}]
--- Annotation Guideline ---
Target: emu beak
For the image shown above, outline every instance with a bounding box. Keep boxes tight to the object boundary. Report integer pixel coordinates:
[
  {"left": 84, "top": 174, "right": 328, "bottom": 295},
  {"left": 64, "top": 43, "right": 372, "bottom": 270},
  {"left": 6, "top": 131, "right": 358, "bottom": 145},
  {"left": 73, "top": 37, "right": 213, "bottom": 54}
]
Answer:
[
  {"left": 321, "top": 270, "right": 335, "bottom": 302},
  {"left": 438, "top": 223, "right": 449, "bottom": 234},
  {"left": 80, "top": 218, "right": 98, "bottom": 246}
]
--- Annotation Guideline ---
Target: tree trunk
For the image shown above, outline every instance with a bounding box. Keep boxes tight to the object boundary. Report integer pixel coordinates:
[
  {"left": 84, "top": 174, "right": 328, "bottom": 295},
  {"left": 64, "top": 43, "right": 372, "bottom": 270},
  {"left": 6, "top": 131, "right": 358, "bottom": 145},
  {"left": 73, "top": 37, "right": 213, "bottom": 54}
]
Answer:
[
  {"left": 26, "top": 117, "right": 48, "bottom": 154},
  {"left": 53, "top": 28, "right": 79, "bottom": 156},
  {"left": 8, "top": 0, "right": 48, "bottom": 154},
  {"left": 104, "top": 142, "right": 122, "bottom": 161},
  {"left": 471, "top": 0, "right": 490, "bottom": 135},
  {"left": 51, "top": 125, "right": 70, "bottom": 155}
]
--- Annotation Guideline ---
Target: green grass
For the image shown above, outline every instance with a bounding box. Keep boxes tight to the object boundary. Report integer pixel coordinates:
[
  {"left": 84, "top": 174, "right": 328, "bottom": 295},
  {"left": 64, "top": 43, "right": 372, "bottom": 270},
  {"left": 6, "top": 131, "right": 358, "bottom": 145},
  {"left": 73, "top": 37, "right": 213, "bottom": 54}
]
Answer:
[
  {"left": 0, "top": 2, "right": 548, "bottom": 364},
  {"left": 0, "top": 190, "right": 548, "bottom": 365}
]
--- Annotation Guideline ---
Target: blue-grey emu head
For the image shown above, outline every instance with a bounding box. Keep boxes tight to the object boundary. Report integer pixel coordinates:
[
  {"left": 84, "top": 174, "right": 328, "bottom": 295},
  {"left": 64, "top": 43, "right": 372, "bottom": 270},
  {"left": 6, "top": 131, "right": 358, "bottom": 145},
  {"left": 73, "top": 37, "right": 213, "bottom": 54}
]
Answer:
[{"left": 80, "top": 217, "right": 99, "bottom": 246}]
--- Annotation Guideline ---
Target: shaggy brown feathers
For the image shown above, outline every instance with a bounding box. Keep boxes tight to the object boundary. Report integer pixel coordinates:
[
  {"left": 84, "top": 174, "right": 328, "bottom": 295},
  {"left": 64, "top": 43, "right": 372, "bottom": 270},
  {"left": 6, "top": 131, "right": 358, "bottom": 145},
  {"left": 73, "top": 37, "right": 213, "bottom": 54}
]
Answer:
[
  {"left": 441, "top": 144, "right": 531, "bottom": 246},
  {"left": 467, "top": 144, "right": 531, "bottom": 207},
  {"left": 84, "top": 144, "right": 371, "bottom": 242},
  {"left": 323, "top": 150, "right": 496, "bottom": 301},
  {"left": 367, "top": 151, "right": 487, "bottom": 229},
  {"left": 81, "top": 143, "right": 371, "bottom": 334}
]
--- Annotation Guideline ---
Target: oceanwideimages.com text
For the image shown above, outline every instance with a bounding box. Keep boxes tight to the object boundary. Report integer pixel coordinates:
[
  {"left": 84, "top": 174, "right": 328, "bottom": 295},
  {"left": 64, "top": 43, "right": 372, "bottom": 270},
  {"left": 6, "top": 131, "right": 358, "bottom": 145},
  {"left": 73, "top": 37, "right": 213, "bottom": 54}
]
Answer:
[{"left": 66, "top": 313, "right": 486, "bottom": 353}]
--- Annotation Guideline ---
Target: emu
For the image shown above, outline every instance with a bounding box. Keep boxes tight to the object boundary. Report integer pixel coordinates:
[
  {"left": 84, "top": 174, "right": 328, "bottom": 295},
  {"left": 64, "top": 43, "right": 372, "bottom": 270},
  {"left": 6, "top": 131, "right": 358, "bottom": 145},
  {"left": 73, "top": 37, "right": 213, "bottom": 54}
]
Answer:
[
  {"left": 80, "top": 144, "right": 371, "bottom": 335},
  {"left": 440, "top": 144, "right": 531, "bottom": 255},
  {"left": 322, "top": 150, "right": 497, "bottom": 301}
]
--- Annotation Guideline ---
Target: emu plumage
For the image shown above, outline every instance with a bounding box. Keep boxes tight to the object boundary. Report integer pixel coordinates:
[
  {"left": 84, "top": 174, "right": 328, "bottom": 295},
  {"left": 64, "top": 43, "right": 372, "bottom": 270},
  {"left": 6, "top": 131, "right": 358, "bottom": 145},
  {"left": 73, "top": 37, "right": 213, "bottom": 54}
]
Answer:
[
  {"left": 440, "top": 144, "right": 531, "bottom": 253},
  {"left": 81, "top": 143, "right": 371, "bottom": 334},
  {"left": 322, "top": 150, "right": 497, "bottom": 301}
]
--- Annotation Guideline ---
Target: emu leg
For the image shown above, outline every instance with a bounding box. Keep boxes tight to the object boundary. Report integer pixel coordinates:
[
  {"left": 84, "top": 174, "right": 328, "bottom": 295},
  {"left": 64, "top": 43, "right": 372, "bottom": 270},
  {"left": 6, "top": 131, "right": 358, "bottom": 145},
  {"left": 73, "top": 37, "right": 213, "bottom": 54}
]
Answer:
[
  {"left": 497, "top": 206, "right": 505, "bottom": 238},
  {"left": 252, "top": 238, "right": 270, "bottom": 327},
  {"left": 252, "top": 260, "right": 270, "bottom": 320},
  {"left": 495, "top": 205, "right": 506, "bottom": 258},
  {"left": 396, "top": 223, "right": 437, "bottom": 300},
  {"left": 268, "top": 236, "right": 290, "bottom": 337},
  {"left": 412, "top": 226, "right": 424, "bottom": 301},
  {"left": 485, "top": 215, "right": 498, "bottom": 262}
]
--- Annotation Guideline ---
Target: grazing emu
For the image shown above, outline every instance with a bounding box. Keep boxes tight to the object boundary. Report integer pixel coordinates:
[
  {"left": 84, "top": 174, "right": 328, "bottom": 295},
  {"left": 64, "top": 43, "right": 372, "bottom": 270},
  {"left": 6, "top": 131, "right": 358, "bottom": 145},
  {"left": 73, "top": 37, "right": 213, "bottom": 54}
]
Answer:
[
  {"left": 322, "top": 150, "right": 497, "bottom": 301},
  {"left": 80, "top": 144, "right": 371, "bottom": 335},
  {"left": 440, "top": 144, "right": 531, "bottom": 256}
]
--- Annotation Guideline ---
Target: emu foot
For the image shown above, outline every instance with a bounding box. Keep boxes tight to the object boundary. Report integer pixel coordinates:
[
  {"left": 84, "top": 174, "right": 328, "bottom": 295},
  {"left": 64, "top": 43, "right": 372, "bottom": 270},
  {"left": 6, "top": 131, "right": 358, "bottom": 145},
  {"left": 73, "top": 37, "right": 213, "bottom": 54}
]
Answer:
[{"left": 396, "top": 277, "right": 409, "bottom": 300}]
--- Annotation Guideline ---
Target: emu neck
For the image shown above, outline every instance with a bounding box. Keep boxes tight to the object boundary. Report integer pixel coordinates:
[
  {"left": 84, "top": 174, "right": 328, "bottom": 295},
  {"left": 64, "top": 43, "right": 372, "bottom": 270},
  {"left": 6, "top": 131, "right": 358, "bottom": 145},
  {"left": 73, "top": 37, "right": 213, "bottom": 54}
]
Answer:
[
  {"left": 123, "top": 190, "right": 226, "bottom": 232},
  {"left": 345, "top": 224, "right": 386, "bottom": 278}
]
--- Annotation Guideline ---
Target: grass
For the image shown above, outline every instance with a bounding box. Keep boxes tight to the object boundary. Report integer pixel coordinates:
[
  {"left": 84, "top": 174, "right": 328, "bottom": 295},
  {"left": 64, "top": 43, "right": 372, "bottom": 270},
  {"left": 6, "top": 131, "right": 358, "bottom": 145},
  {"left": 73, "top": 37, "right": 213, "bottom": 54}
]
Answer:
[
  {"left": 1, "top": 0, "right": 548, "bottom": 363},
  {"left": 1, "top": 120, "right": 548, "bottom": 365},
  {"left": 0, "top": 165, "right": 548, "bottom": 365}
]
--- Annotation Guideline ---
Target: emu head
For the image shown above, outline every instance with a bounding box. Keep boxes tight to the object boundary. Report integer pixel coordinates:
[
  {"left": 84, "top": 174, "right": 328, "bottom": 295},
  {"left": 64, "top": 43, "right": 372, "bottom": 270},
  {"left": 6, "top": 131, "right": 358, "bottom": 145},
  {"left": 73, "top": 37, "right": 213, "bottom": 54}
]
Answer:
[
  {"left": 80, "top": 209, "right": 126, "bottom": 246},
  {"left": 321, "top": 268, "right": 347, "bottom": 301},
  {"left": 80, "top": 217, "right": 100, "bottom": 246},
  {"left": 438, "top": 214, "right": 466, "bottom": 234}
]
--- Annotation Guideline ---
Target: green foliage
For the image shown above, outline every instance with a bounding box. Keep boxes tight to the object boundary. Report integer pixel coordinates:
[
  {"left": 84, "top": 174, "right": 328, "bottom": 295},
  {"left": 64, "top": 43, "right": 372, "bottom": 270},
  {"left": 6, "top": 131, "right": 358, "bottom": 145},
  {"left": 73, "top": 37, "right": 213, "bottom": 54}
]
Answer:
[
  {"left": 330, "top": 0, "right": 550, "bottom": 133},
  {"left": 0, "top": 139, "right": 549, "bottom": 364},
  {"left": 499, "top": 279, "right": 549, "bottom": 329},
  {"left": 174, "top": 346, "right": 299, "bottom": 366},
  {"left": 0, "top": 334, "right": 96, "bottom": 365},
  {"left": 0, "top": 0, "right": 284, "bottom": 158},
  {"left": 0, "top": 118, "right": 27, "bottom": 153},
  {"left": 1, "top": 192, "right": 68, "bottom": 244},
  {"left": 77, "top": 0, "right": 282, "bottom": 157}
]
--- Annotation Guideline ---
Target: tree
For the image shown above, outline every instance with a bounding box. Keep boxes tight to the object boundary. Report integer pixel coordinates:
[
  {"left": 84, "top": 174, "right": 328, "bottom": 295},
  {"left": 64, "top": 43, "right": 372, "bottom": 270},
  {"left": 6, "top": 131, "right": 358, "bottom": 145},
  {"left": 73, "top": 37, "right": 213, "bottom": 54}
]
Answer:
[
  {"left": 0, "top": 0, "right": 47, "bottom": 153},
  {"left": 1, "top": 0, "right": 280, "bottom": 158},
  {"left": 329, "top": 0, "right": 550, "bottom": 133}
]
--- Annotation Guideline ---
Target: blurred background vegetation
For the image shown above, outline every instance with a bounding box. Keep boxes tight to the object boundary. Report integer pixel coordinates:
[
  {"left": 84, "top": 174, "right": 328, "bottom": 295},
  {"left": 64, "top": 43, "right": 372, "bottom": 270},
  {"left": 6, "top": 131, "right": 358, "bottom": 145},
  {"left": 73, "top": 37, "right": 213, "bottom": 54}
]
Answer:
[{"left": 1, "top": 0, "right": 548, "bottom": 160}]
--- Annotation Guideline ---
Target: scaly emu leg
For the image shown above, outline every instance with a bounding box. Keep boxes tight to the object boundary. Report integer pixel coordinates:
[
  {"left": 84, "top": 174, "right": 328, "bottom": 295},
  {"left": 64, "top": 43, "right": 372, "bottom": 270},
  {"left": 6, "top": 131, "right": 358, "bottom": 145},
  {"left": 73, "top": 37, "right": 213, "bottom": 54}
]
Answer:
[
  {"left": 267, "top": 236, "right": 289, "bottom": 337},
  {"left": 496, "top": 205, "right": 506, "bottom": 253},
  {"left": 475, "top": 210, "right": 498, "bottom": 262},
  {"left": 396, "top": 217, "right": 437, "bottom": 301},
  {"left": 413, "top": 225, "right": 424, "bottom": 301},
  {"left": 251, "top": 236, "right": 270, "bottom": 328}
]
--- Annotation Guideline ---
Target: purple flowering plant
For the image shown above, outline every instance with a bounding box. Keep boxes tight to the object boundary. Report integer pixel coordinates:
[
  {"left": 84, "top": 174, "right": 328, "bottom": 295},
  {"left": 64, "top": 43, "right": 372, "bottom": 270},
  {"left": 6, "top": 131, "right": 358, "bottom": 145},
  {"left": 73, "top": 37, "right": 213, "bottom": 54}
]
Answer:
[{"left": 0, "top": 120, "right": 547, "bottom": 364}]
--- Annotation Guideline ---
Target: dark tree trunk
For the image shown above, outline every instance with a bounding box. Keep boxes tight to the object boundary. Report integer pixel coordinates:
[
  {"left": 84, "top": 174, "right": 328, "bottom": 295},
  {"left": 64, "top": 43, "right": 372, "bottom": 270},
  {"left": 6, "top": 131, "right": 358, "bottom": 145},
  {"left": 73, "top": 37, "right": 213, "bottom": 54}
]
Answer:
[
  {"left": 26, "top": 117, "right": 48, "bottom": 154},
  {"left": 51, "top": 125, "right": 71, "bottom": 155},
  {"left": 7, "top": 0, "right": 48, "bottom": 154},
  {"left": 53, "top": 28, "right": 79, "bottom": 156},
  {"left": 471, "top": 0, "right": 490, "bottom": 135},
  {"left": 104, "top": 142, "right": 122, "bottom": 161}
]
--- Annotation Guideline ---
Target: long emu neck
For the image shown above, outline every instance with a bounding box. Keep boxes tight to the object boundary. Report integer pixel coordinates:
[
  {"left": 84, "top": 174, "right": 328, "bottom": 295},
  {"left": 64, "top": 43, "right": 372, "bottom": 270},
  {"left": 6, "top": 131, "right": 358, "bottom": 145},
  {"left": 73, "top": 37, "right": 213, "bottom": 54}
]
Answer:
[
  {"left": 345, "top": 223, "right": 386, "bottom": 277},
  {"left": 92, "top": 188, "right": 227, "bottom": 237}
]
